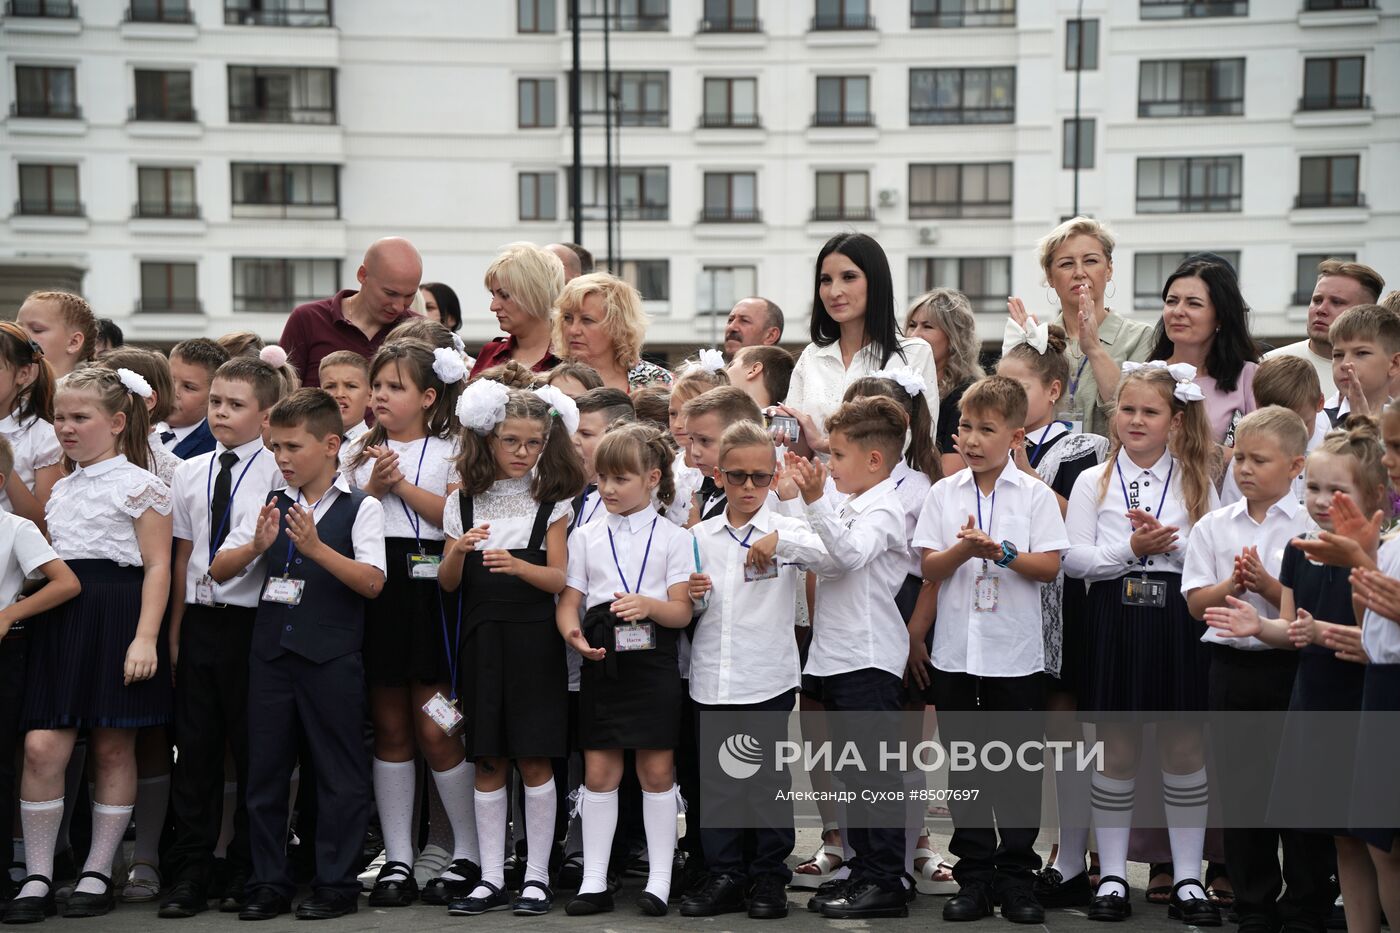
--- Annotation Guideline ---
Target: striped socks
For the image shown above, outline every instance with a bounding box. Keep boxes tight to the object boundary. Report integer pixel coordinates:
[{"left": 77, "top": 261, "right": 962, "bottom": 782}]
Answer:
[
  {"left": 1089, "top": 773, "right": 1135, "bottom": 899},
  {"left": 1163, "top": 768, "right": 1209, "bottom": 900}
]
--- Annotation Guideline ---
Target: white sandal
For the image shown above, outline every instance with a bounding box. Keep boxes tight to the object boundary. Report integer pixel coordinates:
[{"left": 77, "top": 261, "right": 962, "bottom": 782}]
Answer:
[
  {"left": 914, "top": 845, "right": 957, "bottom": 895},
  {"left": 788, "top": 842, "right": 844, "bottom": 890}
]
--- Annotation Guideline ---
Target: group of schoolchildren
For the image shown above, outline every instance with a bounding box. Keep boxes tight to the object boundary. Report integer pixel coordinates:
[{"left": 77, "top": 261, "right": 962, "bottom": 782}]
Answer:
[{"left": 0, "top": 285, "right": 1397, "bottom": 931}]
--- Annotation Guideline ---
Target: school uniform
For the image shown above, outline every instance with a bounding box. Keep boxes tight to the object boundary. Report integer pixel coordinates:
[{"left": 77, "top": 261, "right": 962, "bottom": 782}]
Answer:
[
  {"left": 22, "top": 456, "right": 173, "bottom": 730},
  {"left": 346, "top": 434, "right": 458, "bottom": 687},
  {"left": 223, "top": 474, "right": 385, "bottom": 901},
  {"left": 1351, "top": 537, "right": 1400, "bottom": 850},
  {"left": 147, "top": 440, "right": 182, "bottom": 486},
  {"left": 172, "top": 419, "right": 217, "bottom": 460},
  {"left": 913, "top": 459, "right": 1069, "bottom": 893},
  {"left": 0, "top": 411, "right": 60, "bottom": 515},
  {"left": 1219, "top": 418, "right": 1327, "bottom": 508},
  {"left": 344, "top": 419, "right": 370, "bottom": 445},
  {"left": 1181, "top": 496, "right": 1331, "bottom": 929},
  {"left": 164, "top": 436, "right": 282, "bottom": 895}
]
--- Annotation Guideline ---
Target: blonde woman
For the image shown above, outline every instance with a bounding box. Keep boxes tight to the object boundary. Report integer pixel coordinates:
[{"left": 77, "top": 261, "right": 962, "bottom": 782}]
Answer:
[
  {"left": 552, "top": 273, "right": 671, "bottom": 393},
  {"left": 469, "top": 242, "right": 566, "bottom": 378},
  {"left": 905, "top": 288, "right": 984, "bottom": 477}
]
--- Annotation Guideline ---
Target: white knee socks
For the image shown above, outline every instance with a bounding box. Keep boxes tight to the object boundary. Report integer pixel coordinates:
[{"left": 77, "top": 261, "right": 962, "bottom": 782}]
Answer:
[
  {"left": 76, "top": 802, "right": 134, "bottom": 895},
  {"left": 372, "top": 758, "right": 416, "bottom": 879},
  {"left": 469, "top": 786, "right": 507, "bottom": 899},
  {"left": 431, "top": 761, "right": 479, "bottom": 879},
  {"left": 132, "top": 775, "right": 169, "bottom": 870},
  {"left": 17, "top": 798, "right": 63, "bottom": 899},
  {"left": 577, "top": 787, "right": 618, "bottom": 896},
  {"left": 1090, "top": 773, "right": 1135, "bottom": 899},
  {"left": 641, "top": 786, "right": 679, "bottom": 902},
  {"left": 1163, "top": 768, "right": 1208, "bottom": 899},
  {"left": 523, "top": 780, "right": 556, "bottom": 887}
]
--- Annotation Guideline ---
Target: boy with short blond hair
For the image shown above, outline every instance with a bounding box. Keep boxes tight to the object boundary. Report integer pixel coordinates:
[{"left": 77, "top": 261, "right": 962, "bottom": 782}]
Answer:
[
  {"left": 317, "top": 351, "right": 371, "bottom": 443},
  {"left": 681, "top": 387, "right": 764, "bottom": 521},
  {"left": 1326, "top": 303, "right": 1400, "bottom": 425}
]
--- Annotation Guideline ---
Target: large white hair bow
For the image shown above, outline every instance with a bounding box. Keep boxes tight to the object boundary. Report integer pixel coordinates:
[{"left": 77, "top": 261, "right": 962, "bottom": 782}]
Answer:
[
  {"left": 1002, "top": 317, "right": 1050, "bottom": 356},
  {"left": 696, "top": 347, "right": 725, "bottom": 374},
  {"left": 870, "top": 367, "right": 927, "bottom": 399},
  {"left": 533, "top": 384, "right": 580, "bottom": 435},
  {"left": 1121, "top": 360, "right": 1204, "bottom": 403},
  {"left": 456, "top": 379, "right": 510, "bottom": 434},
  {"left": 432, "top": 346, "right": 467, "bottom": 385},
  {"left": 116, "top": 368, "right": 153, "bottom": 399}
]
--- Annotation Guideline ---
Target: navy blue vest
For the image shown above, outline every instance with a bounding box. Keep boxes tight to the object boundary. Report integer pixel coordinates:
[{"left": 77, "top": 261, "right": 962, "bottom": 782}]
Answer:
[{"left": 252, "top": 487, "right": 371, "bottom": 664}]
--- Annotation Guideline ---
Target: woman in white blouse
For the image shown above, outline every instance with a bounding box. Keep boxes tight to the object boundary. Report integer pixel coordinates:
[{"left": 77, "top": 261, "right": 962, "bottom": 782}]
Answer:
[{"left": 779, "top": 234, "right": 939, "bottom": 454}]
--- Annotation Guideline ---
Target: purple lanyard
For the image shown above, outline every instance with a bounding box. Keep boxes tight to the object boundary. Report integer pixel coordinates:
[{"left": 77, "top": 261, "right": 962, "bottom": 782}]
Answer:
[
  {"left": 396, "top": 438, "right": 431, "bottom": 550},
  {"left": 608, "top": 517, "right": 657, "bottom": 594},
  {"left": 1115, "top": 457, "right": 1174, "bottom": 575}
]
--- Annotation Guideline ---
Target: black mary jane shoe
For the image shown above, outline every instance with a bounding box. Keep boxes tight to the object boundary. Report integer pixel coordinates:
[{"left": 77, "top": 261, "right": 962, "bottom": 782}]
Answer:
[
  {"left": 448, "top": 880, "right": 512, "bottom": 916},
  {"left": 1088, "top": 875, "right": 1133, "bottom": 922},
  {"left": 366, "top": 860, "right": 418, "bottom": 908},
  {"left": 636, "top": 891, "right": 669, "bottom": 916},
  {"left": 61, "top": 872, "right": 115, "bottom": 919},
  {"left": 512, "top": 880, "right": 555, "bottom": 916},
  {"left": 157, "top": 879, "right": 209, "bottom": 918},
  {"left": 564, "top": 890, "right": 615, "bottom": 916},
  {"left": 420, "top": 858, "right": 481, "bottom": 906},
  {"left": 295, "top": 888, "right": 358, "bottom": 920},
  {"left": 1168, "top": 879, "right": 1223, "bottom": 927},
  {"left": 1, "top": 874, "right": 56, "bottom": 925}
]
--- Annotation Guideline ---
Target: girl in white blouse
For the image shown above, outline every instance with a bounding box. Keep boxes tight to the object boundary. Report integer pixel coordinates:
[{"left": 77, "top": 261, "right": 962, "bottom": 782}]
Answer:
[
  {"left": 1062, "top": 363, "right": 1222, "bottom": 925},
  {"left": 12, "top": 367, "right": 173, "bottom": 920},
  {"left": 780, "top": 234, "right": 939, "bottom": 456},
  {"left": 0, "top": 321, "right": 60, "bottom": 531},
  {"left": 437, "top": 383, "right": 585, "bottom": 916},
  {"left": 342, "top": 339, "right": 467, "bottom": 909}
]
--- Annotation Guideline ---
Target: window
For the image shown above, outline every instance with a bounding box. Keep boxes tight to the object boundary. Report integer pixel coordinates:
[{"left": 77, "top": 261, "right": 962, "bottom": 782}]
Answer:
[
  {"left": 127, "top": 1, "right": 194, "bottom": 23},
  {"left": 576, "top": 71, "right": 668, "bottom": 126},
  {"left": 1066, "top": 19, "right": 1098, "bottom": 71},
  {"left": 700, "top": 0, "right": 759, "bottom": 32},
  {"left": 698, "top": 265, "right": 756, "bottom": 314},
  {"left": 1134, "top": 250, "right": 1240, "bottom": 309},
  {"left": 1302, "top": 57, "right": 1366, "bottom": 110},
  {"left": 232, "top": 258, "right": 340, "bottom": 313},
  {"left": 1294, "top": 252, "right": 1356, "bottom": 306},
  {"left": 1297, "top": 155, "right": 1362, "bottom": 209},
  {"left": 701, "top": 172, "right": 759, "bottom": 222},
  {"left": 1139, "top": 59, "right": 1245, "bottom": 117},
  {"left": 578, "top": 0, "right": 668, "bottom": 31},
  {"left": 604, "top": 259, "right": 669, "bottom": 301},
  {"left": 139, "top": 262, "right": 199, "bottom": 312},
  {"left": 1140, "top": 0, "right": 1247, "bottom": 17},
  {"left": 7, "top": 0, "right": 76, "bottom": 16},
  {"left": 228, "top": 66, "right": 335, "bottom": 124},
  {"left": 812, "top": 0, "right": 872, "bottom": 30},
  {"left": 133, "top": 70, "right": 194, "bottom": 121},
  {"left": 231, "top": 163, "right": 340, "bottom": 218},
  {"left": 519, "top": 172, "right": 558, "bottom": 221},
  {"left": 224, "top": 0, "right": 332, "bottom": 27},
  {"left": 814, "top": 76, "right": 871, "bottom": 126},
  {"left": 908, "top": 257, "right": 1011, "bottom": 312},
  {"left": 813, "top": 171, "right": 869, "bottom": 221},
  {"left": 17, "top": 164, "right": 80, "bottom": 216},
  {"left": 519, "top": 78, "right": 557, "bottom": 128},
  {"left": 701, "top": 77, "right": 758, "bottom": 128},
  {"left": 1305, "top": 0, "right": 1377, "bottom": 9},
  {"left": 911, "top": 0, "right": 1015, "bottom": 28},
  {"left": 1063, "top": 118, "right": 1095, "bottom": 169},
  {"left": 135, "top": 167, "right": 197, "bottom": 218},
  {"left": 573, "top": 167, "right": 669, "bottom": 221},
  {"left": 909, "top": 67, "right": 1015, "bottom": 124},
  {"left": 518, "top": 0, "right": 556, "bottom": 32},
  {"left": 13, "top": 66, "right": 78, "bottom": 119},
  {"left": 908, "top": 163, "right": 1011, "bottom": 219},
  {"left": 1136, "top": 156, "right": 1242, "bottom": 213}
]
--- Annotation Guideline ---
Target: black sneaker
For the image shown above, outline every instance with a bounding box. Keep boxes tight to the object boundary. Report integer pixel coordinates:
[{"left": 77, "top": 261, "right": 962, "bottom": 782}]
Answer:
[
  {"left": 944, "top": 882, "right": 995, "bottom": 921},
  {"left": 819, "top": 878, "right": 909, "bottom": 920},
  {"left": 157, "top": 879, "right": 208, "bottom": 918},
  {"left": 1035, "top": 866, "right": 1093, "bottom": 908},
  {"left": 747, "top": 873, "right": 790, "bottom": 920},
  {"left": 680, "top": 873, "right": 747, "bottom": 917},
  {"left": 806, "top": 876, "right": 852, "bottom": 912},
  {"left": 1000, "top": 885, "right": 1047, "bottom": 924}
]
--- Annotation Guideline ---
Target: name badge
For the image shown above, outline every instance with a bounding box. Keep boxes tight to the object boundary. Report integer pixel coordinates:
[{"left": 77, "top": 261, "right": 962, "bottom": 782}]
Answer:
[
  {"left": 974, "top": 572, "right": 1000, "bottom": 613},
  {"left": 421, "top": 691, "right": 463, "bottom": 735},
  {"left": 614, "top": 621, "right": 656, "bottom": 652},
  {"left": 407, "top": 552, "right": 442, "bottom": 580},
  {"left": 744, "top": 561, "right": 779, "bottom": 583},
  {"left": 262, "top": 575, "right": 305, "bottom": 606},
  {"left": 194, "top": 574, "right": 215, "bottom": 607},
  {"left": 1121, "top": 576, "right": 1167, "bottom": 608}
]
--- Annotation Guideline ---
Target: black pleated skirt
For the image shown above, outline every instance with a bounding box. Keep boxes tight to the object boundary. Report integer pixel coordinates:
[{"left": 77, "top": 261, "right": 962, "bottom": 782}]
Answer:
[
  {"left": 459, "top": 617, "right": 568, "bottom": 759},
  {"left": 577, "top": 604, "right": 682, "bottom": 750},
  {"left": 1080, "top": 572, "right": 1210, "bottom": 718},
  {"left": 364, "top": 537, "right": 448, "bottom": 687},
  {"left": 1347, "top": 663, "right": 1400, "bottom": 851},
  {"left": 22, "top": 559, "right": 171, "bottom": 730}
]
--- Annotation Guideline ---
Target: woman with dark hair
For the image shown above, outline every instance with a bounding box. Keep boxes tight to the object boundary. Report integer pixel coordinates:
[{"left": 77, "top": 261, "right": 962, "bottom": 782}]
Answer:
[
  {"left": 780, "top": 233, "right": 939, "bottom": 453},
  {"left": 1148, "top": 254, "right": 1261, "bottom": 443},
  {"left": 420, "top": 282, "right": 462, "bottom": 332}
]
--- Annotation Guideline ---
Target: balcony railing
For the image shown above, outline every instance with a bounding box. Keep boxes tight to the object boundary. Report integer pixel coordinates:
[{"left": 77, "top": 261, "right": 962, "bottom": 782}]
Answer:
[
  {"left": 698, "top": 112, "right": 761, "bottom": 128},
  {"left": 697, "top": 16, "right": 760, "bottom": 31},
  {"left": 1137, "top": 194, "right": 1241, "bottom": 213},
  {"left": 5, "top": 0, "right": 77, "bottom": 16},
  {"left": 577, "top": 108, "right": 668, "bottom": 127},
  {"left": 231, "top": 202, "right": 340, "bottom": 220},
  {"left": 129, "top": 104, "right": 197, "bottom": 122},
  {"left": 1298, "top": 93, "right": 1370, "bottom": 110},
  {"left": 228, "top": 105, "right": 335, "bottom": 125},
  {"left": 910, "top": 9, "right": 1014, "bottom": 27},
  {"left": 1304, "top": 0, "right": 1375, "bottom": 10},
  {"left": 136, "top": 298, "right": 203, "bottom": 313},
  {"left": 699, "top": 207, "right": 762, "bottom": 223},
  {"left": 132, "top": 202, "right": 201, "bottom": 219},
  {"left": 15, "top": 198, "right": 84, "bottom": 216},
  {"left": 1294, "top": 192, "right": 1366, "bottom": 209},
  {"left": 910, "top": 201, "right": 1013, "bottom": 219},
  {"left": 811, "top": 110, "right": 875, "bottom": 127},
  {"left": 1140, "top": 0, "right": 1247, "bottom": 16},
  {"left": 810, "top": 14, "right": 875, "bottom": 29},
  {"left": 10, "top": 100, "right": 81, "bottom": 119},
  {"left": 1138, "top": 98, "right": 1244, "bottom": 118},
  {"left": 125, "top": 4, "right": 192, "bottom": 22},
  {"left": 910, "top": 106, "right": 1013, "bottom": 125},
  {"left": 224, "top": 7, "right": 331, "bottom": 26},
  {"left": 810, "top": 206, "right": 873, "bottom": 222},
  {"left": 575, "top": 205, "right": 669, "bottom": 221},
  {"left": 577, "top": 13, "right": 668, "bottom": 31}
]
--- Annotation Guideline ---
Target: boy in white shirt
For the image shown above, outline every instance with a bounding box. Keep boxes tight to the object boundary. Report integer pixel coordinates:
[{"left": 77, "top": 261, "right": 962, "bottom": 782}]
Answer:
[
  {"left": 1222, "top": 355, "right": 1327, "bottom": 506},
  {"left": 915, "top": 375, "right": 1068, "bottom": 925},
  {"left": 317, "top": 352, "right": 372, "bottom": 444}
]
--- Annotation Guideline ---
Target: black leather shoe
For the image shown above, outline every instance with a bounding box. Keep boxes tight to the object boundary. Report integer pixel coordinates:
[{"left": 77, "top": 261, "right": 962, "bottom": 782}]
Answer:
[
  {"left": 448, "top": 880, "right": 512, "bottom": 916},
  {"left": 1001, "top": 885, "right": 1047, "bottom": 924},
  {"left": 681, "top": 873, "right": 747, "bottom": 917},
  {"left": 636, "top": 891, "right": 669, "bottom": 916},
  {"left": 62, "top": 872, "right": 115, "bottom": 919},
  {"left": 218, "top": 870, "right": 248, "bottom": 913},
  {"left": 1035, "top": 866, "right": 1093, "bottom": 908},
  {"left": 158, "top": 880, "right": 209, "bottom": 918},
  {"left": 1088, "top": 875, "right": 1132, "bottom": 922},
  {"left": 1239, "top": 914, "right": 1283, "bottom": 933},
  {"left": 1, "top": 874, "right": 56, "bottom": 924},
  {"left": 748, "top": 873, "right": 790, "bottom": 920},
  {"left": 1169, "top": 880, "right": 1223, "bottom": 927},
  {"left": 805, "top": 876, "right": 851, "bottom": 912},
  {"left": 366, "top": 860, "right": 417, "bottom": 907},
  {"left": 944, "top": 882, "right": 995, "bottom": 921},
  {"left": 295, "top": 888, "right": 358, "bottom": 920},
  {"left": 819, "top": 878, "right": 909, "bottom": 919},
  {"left": 564, "top": 890, "right": 614, "bottom": 916},
  {"left": 512, "top": 880, "right": 555, "bottom": 916},
  {"left": 420, "top": 858, "right": 480, "bottom": 905},
  {"left": 237, "top": 886, "right": 290, "bottom": 921}
]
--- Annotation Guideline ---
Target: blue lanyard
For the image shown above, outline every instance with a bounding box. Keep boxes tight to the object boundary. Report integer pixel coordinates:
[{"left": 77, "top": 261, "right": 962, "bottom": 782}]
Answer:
[
  {"left": 438, "top": 588, "right": 462, "bottom": 700},
  {"left": 1026, "top": 421, "right": 1064, "bottom": 465},
  {"left": 608, "top": 517, "right": 657, "bottom": 594},
  {"left": 1068, "top": 355, "right": 1090, "bottom": 401},
  {"left": 976, "top": 487, "right": 996, "bottom": 538},
  {"left": 725, "top": 526, "right": 755, "bottom": 548},
  {"left": 572, "top": 487, "right": 602, "bottom": 530},
  {"left": 1115, "top": 456, "right": 1174, "bottom": 575},
  {"left": 205, "top": 448, "right": 262, "bottom": 564},
  {"left": 282, "top": 487, "right": 333, "bottom": 575},
  {"left": 395, "top": 438, "right": 431, "bottom": 550}
]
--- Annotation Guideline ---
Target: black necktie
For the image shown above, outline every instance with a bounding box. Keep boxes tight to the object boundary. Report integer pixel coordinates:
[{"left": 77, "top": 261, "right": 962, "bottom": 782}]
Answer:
[
  {"left": 161, "top": 430, "right": 177, "bottom": 445},
  {"left": 699, "top": 476, "right": 720, "bottom": 501},
  {"left": 210, "top": 450, "right": 239, "bottom": 550}
]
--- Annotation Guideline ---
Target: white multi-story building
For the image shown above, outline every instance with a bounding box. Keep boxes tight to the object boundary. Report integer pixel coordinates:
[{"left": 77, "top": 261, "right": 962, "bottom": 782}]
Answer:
[{"left": 2, "top": 0, "right": 1397, "bottom": 359}]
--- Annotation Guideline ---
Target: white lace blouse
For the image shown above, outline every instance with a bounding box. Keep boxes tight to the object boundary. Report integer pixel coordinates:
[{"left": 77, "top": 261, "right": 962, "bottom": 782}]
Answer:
[
  {"left": 0, "top": 412, "right": 60, "bottom": 513},
  {"left": 45, "top": 455, "right": 172, "bottom": 565},
  {"left": 442, "top": 475, "right": 572, "bottom": 550},
  {"left": 345, "top": 434, "right": 459, "bottom": 540},
  {"left": 146, "top": 441, "right": 181, "bottom": 486}
]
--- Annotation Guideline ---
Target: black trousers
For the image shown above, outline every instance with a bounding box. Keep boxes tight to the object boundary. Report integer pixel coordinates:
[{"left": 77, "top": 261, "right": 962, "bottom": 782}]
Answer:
[
  {"left": 245, "top": 650, "right": 370, "bottom": 900},
  {"left": 0, "top": 635, "right": 26, "bottom": 874},
  {"left": 696, "top": 690, "right": 796, "bottom": 881},
  {"left": 165, "top": 605, "right": 255, "bottom": 891},
  {"left": 931, "top": 668, "right": 1045, "bottom": 892},
  {"left": 1208, "top": 646, "right": 1333, "bottom": 930}
]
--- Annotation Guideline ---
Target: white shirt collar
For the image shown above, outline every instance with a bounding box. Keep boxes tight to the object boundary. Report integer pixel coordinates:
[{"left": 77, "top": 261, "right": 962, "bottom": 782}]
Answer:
[
  {"left": 1116, "top": 448, "right": 1174, "bottom": 481},
  {"left": 709, "top": 502, "right": 774, "bottom": 538},
  {"left": 606, "top": 505, "right": 660, "bottom": 534},
  {"left": 953, "top": 455, "right": 1023, "bottom": 491},
  {"left": 845, "top": 475, "right": 898, "bottom": 512},
  {"left": 284, "top": 471, "right": 352, "bottom": 502},
  {"left": 216, "top": 436, "right": 269, "bottom": 462},
  {"left": 1223, "top": 491, "right": 1303, "bottom": 524},
  {"left": 76, "top": 454, "right": 128, "bottom": 478}
]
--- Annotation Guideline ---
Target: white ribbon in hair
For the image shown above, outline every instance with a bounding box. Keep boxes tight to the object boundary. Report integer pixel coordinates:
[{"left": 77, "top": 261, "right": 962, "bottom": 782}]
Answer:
[
  {"left": 870, "top": 367, "right": 927, "bottom": 399},
  {"left": 116, "top": 367, "right": 153, "bottom": 399},
  {"left": 1001, "top": 317, "right": 1050, "bottom": 356},
  {"left": 1121, "top": 360, "right": 1204, "bottom": 403},
  {"left": 456, "top": 378, "right": 510, "bottom": 434},
  {"left": 533, "top": 383, "right": 580, "bottom": 435},
  {"left": 696, "top": 347, "right": 725, "bottom": 374},
  {"left": 431, "top": 346, "right": 467, "bottom": 385}
]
